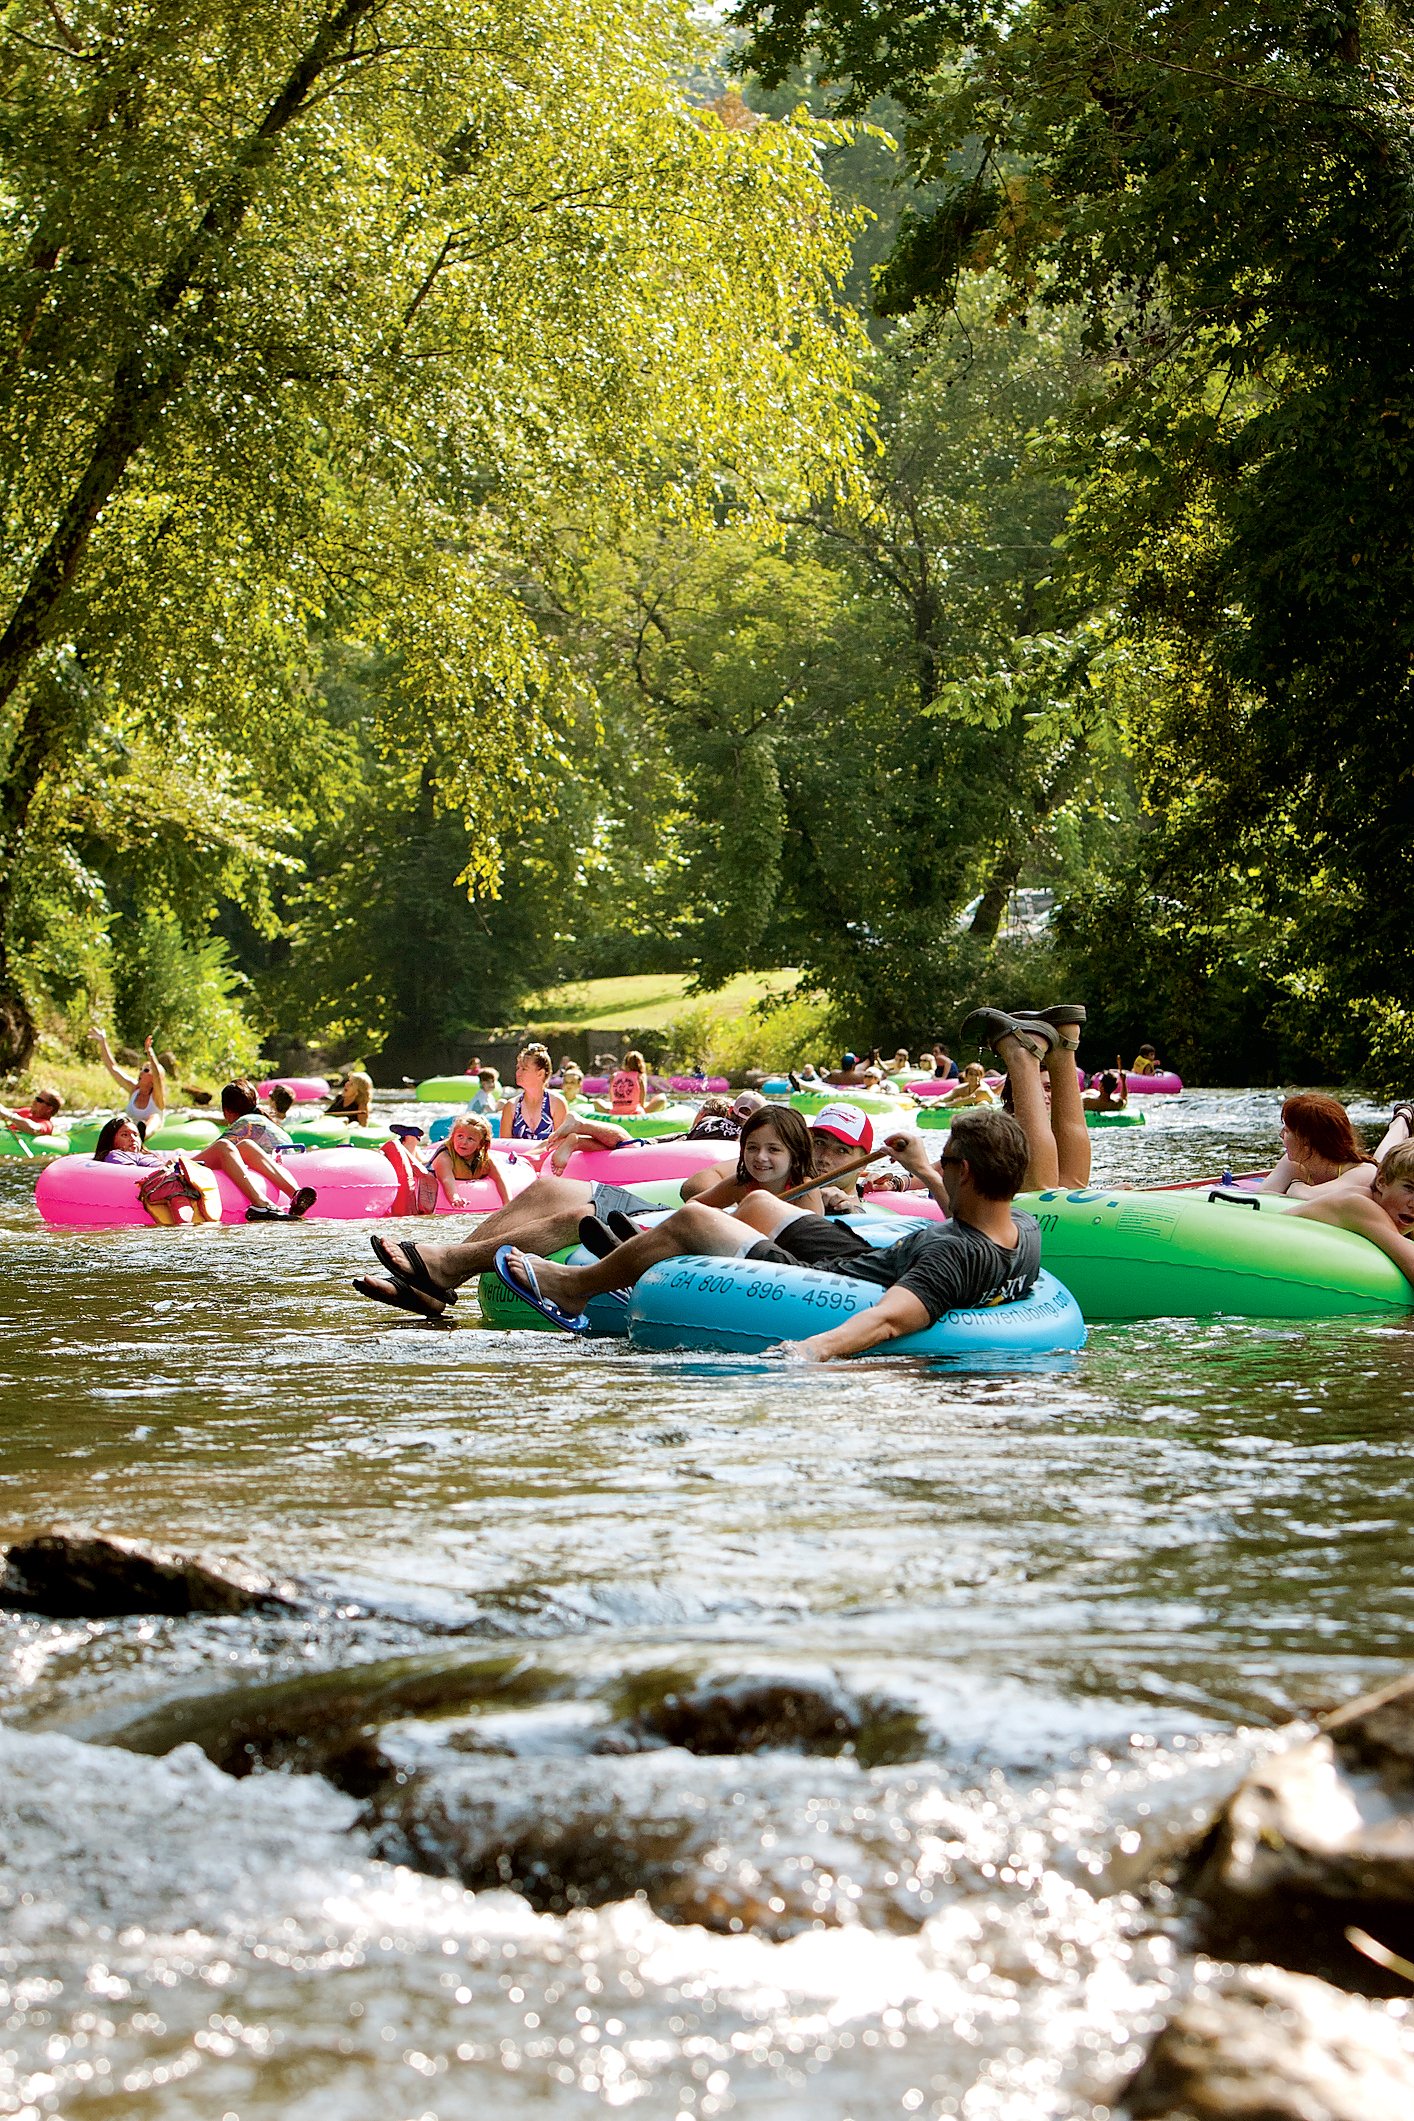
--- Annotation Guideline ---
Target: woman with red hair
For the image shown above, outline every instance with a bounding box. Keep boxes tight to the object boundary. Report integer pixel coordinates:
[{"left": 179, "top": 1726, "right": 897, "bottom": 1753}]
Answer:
[{"left": 1261, "top": 1093, "right": 1375, "bottom": 1196}]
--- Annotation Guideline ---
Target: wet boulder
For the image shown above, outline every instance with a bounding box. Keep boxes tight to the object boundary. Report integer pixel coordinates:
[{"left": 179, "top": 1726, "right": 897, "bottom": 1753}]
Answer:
[
  {"left": 0, "top": 1526, "right": 307, "bottom": 1619},
  {"left": 368, "top": 1752, "right": 938, "bottom": 1939},
  {"left": 1124, "top": 1961, "right": 1414, "bottom": 2120},
  {"left": 1189, "top": 1673, "right": 1414, "bottom": 1989},
  {"left": 103, "top": 1648, "right": 572, "bottom": 1784},
  {"left": 608, "top": 1663, "right": 924, "bottom": 1767}
]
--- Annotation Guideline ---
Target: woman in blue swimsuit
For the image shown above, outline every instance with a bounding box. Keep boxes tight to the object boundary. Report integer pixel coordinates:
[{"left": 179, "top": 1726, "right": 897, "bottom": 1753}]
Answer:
[{"left": 500, "top": 1042, "right": 570, "bottom": 1145}]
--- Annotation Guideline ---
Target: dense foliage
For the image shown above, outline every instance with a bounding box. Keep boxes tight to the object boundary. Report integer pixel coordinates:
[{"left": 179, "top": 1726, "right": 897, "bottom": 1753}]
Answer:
[
  {"left": 0, "top": 0, "right": 861, "bottom": 1072},
  {"left": 3, "top": 0, "right": 1409, "bottom": 1086},
  {"left": 735, "top": 0, "right": 1414, "bottom": 1083}
]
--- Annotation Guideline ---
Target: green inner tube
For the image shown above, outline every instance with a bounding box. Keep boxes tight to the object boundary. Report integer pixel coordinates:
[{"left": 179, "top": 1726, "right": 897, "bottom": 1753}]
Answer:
[
  {"left": 0, "top": 1126, "right": 70, "bottom": 1159},
  {"left": 916, "top": 1106, "right": 1146, "bottom": 1131},
  {"left": 416, "top": 1075, "right": 482, "bottom": 1102},
  {"left": 789, "top": 1089, "right": 911, "bottom": 1117},
  {"left": 286, "top": 1120, "right": 392, "bottom": 1150},
  {"left": 477, "top": 1245, "right": 578, "bottom": 1332},
  {"left": 62, "top": 1116, "right": 221, "bottom": 1154},
  {"left": 143, "top": 1120, "right": 222, "bottom": 1151},
  {"left": 1019, "top": 1184, "right": 1411, "bottom": 1320}
]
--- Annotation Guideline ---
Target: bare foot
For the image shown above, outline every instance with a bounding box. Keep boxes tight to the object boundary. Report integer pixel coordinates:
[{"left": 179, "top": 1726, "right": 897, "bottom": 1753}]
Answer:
[
  {"left": 505, "top": 1248, "right": 583, "bottom": 1308},
  {"left": 354, "top": 1274, "right": 449, "bottom": 1320},
  {"left": 371, "top": 1234, "right": 457, "bottom": 1289}
]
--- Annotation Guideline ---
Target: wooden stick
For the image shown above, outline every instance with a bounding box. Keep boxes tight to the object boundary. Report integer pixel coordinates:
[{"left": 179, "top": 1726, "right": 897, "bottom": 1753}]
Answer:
[{"left": 780, "top": 1145, "right": 893, "bottom": 1202}]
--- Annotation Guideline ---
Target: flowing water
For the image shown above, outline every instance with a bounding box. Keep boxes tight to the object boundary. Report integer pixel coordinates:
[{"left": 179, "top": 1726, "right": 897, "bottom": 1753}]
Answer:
[{"left": 2, "top": 1088, "right": 1413, "bottom": 2118}]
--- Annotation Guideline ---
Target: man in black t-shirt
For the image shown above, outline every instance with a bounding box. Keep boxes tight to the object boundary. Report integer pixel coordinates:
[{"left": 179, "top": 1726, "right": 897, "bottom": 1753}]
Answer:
[{"left": 501, "top": 1106, "right": 1040, "bottom": 1361}]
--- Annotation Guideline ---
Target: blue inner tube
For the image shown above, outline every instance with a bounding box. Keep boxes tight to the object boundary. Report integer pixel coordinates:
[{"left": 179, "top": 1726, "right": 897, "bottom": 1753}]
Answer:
[{"left": 625, "top": 1256, "right": 1084, "bottom": 1358}]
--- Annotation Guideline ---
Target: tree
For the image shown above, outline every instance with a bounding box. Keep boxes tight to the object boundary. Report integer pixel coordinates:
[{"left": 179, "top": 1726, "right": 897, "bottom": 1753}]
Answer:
[
  {"left": 735, "top": 0, "right": 1414, "bottom": 1079},
  {"left": 0, "top": 0, "right": 864, "bottom": 1063},
  {"left": 561, "top": 282, "right": 1129, "bottom": 1041}
]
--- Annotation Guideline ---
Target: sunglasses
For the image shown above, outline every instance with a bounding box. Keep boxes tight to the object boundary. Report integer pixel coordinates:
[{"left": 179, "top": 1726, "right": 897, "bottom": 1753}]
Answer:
[{"left": 937, "top": 1153, "right": 965, "bottom": 1168}]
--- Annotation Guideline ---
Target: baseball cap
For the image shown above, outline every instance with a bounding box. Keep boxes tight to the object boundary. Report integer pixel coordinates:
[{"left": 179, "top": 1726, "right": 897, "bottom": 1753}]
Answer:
[
  {"left": 841, "top": 1051, "right": 859, "bottom": 1068},
  {"left": 731, "top": 1090, "right": 766, "bottom": 1119},
  {"left": 809, "top": 1102, "right": 873, "bottom": 1151}
]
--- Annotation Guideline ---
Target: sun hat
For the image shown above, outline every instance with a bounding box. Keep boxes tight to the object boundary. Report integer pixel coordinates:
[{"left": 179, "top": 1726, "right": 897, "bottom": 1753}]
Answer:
[{"left": 809, "top": 1102, "right": 873, "bottom": 1151}]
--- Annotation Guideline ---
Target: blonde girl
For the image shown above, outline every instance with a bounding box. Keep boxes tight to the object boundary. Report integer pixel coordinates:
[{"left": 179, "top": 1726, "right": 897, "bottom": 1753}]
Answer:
[{"left": 429, "top": 1114, "right": 511, "bottom": 1209}]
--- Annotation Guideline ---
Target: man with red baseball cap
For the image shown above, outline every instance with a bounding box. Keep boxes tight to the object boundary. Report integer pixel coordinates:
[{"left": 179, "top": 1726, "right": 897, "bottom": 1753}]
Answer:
[{"left": 807, "top": 1102, "right": 875, "bottom": 1212}]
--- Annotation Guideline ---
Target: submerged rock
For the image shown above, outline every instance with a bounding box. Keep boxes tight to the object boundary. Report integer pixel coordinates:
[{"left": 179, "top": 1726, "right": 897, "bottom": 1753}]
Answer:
[
  {"left": 367, "top": 1751, "right": 939, "bottom": 1938},
  {"left": 104, "top": 1649, "right": 571, "bottom": 1783},
  {"left": 607, "top": 1662, "right": 925, "bottom": 1766},
  {"left": 1124, "top": 1961, "right": 1414, "bottom": 2120},
  {"left": 0, "top": 1526, "right": 306, "bottom": 1618},
  {"left": 1189, "top": 1673, "right": 1414, "bottom": 1990}
]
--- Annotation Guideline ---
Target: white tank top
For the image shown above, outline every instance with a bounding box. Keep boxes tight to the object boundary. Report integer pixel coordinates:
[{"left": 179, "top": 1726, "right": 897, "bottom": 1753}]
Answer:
[{"left": 125, "top": 1088, "right": 163, "bottom": 1131}]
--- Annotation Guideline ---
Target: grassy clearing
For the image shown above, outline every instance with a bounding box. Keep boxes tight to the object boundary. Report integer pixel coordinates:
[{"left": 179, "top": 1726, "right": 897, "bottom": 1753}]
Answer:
[
  {"left": 523, "top": 969, "right": 802, "bottom": 1031},
  {"left": 0, "top": 1057, "right": 129, "bottom": 1110}
]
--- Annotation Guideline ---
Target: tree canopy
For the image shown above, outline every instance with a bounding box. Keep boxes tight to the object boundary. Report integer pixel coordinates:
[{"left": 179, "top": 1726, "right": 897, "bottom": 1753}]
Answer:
[
  {"left": 0, "top": 0, "right": 863, "bottom": 1066},
  {"left": 733, "top": 0, "right": 1414, "bottom": 1081}
]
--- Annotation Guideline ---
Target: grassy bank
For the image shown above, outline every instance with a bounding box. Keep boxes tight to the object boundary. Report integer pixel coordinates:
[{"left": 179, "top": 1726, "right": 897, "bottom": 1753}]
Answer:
[{"left": 523, "top": 969, "right": 803, "bottom": 1032}]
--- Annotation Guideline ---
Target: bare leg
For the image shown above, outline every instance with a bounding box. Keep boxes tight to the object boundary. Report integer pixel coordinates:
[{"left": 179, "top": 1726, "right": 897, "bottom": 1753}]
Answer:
[
  {"left": 509, "top": 1201, "right": 754, "bottom": 1308},
  {"left": 373, "top": 1174, "right": 597, "bottom": 1291},
  {"left": 1045, "top": 1035, "right": 1091, "bottom": 1189},
  {"left": 1374, "top": 1104, "right": 1413, "bottom": 1165},
  {"left": 236, "top": 1139, "right": 300, "bottom": 1201},
  {"left": 995, "top": 1032, "right": 1058, "bottom": 1191},
  {"left": 198, "top": 1140, "right": 270, "bottom": 1207}
]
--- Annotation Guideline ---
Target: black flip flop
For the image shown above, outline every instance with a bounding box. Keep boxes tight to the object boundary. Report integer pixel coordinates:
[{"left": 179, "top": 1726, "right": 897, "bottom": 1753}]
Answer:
[
  {"left": 605, "top": 1210, "right": 641, "bottom": 1243},
  {"left": 288, "top": 1186, "right": 317, "bottom": 1220},
  {"left": 353, "top": 1275, "right": 451, "bottom": 1322},
  {"left": 370, "top": 1234, "right": 457, "bottom": 1306}
]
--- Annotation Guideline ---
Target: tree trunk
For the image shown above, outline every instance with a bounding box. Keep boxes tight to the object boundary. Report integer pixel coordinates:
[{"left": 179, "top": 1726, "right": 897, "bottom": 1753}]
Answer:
[
  {"left": 969, "top": 733, "right": 1090, "bottom": 946},
  {"left": 968, "top": 853, "right": 1023, "bottom": 944},
  {"left": 0, "top": 0, "right": 381, "bottom": 1068}
]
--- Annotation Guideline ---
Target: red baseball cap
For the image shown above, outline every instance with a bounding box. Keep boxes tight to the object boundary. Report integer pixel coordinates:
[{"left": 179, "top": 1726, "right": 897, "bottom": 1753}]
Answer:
[{"left": 809, "top": 1102, "right": 873, "bottom": 1151}]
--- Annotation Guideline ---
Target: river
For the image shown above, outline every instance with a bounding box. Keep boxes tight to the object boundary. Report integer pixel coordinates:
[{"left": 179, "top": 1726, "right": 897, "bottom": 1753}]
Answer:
[{"left": 1, "top": 1088, "right": 1411, "bottom": 2118}]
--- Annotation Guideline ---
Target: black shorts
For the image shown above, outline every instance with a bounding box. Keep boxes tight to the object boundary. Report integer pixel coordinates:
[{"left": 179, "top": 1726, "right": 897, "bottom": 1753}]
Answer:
[{"left": 747, "top": 1217, "right": 873, "bottom": 1274}]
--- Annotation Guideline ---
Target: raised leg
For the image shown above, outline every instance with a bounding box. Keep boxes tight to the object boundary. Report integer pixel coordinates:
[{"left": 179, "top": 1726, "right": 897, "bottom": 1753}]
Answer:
[
  {"left": 995, "top": 1032, "right": 1059, "bottom": 1191},
  {"left": 373, "top": 1174, "right": 597, "bottom": 1292},
  {"left": 1374, "top": 1104, "right": 1413, "bottom": 1165},
  {"left": 197, "top": 1140, "right": 270, "bottom": 1206},
  {"left": 236, "top": 1139, "right": 300, "bottom": 1201},
  {"left": 1045, "top": 1036, "right": 1091, "bottom": 1189}
]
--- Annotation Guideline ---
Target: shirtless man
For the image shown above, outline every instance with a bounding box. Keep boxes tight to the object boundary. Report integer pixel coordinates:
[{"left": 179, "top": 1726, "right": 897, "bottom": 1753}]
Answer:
[{"left": 1287, "top": 1142, "right": 1414, "bottom": 1289}]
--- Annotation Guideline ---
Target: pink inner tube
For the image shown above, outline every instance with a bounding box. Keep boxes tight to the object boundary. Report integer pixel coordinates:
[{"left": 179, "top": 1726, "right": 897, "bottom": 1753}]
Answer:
[
  {"left": 1095, "top": 1070, "right": 1183, "bottom": 1095},
  {"left": 38, "top": 1147, "right": 399, "bottom": 1227},
  {"left": 426, "top": 1159, "right": 536, "bottom": 1215},
  {"left": 860, "top": 1189, "right": 945, "bottom": 1219},
  {"left": 581, "top": 1076, "right": 609, "bottom": 1096},
  {"left": 669, "top": 1075, "right": 730, "bottom": 1094},
  {"left": 255, "top": 1075, "right": 330, "bottom": 1101},
  {"left": 559, "top": 1141, "right": 729, "bottom": 1185}
]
